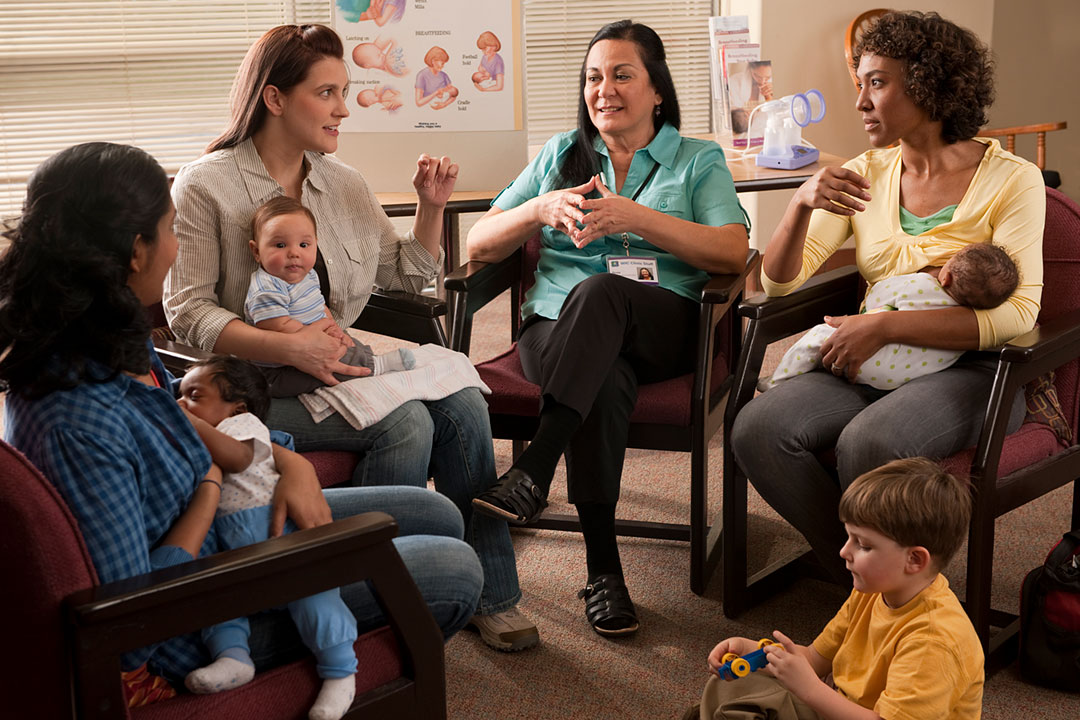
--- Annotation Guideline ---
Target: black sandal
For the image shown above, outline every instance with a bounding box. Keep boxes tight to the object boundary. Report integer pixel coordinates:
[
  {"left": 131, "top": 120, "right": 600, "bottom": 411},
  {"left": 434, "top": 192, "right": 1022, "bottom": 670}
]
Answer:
[
  {"left": 472, "top": 468, "right": 548, "bottom": 525},
  {"left": 578, "top": 574, "right": 639, "bottom": 637}
]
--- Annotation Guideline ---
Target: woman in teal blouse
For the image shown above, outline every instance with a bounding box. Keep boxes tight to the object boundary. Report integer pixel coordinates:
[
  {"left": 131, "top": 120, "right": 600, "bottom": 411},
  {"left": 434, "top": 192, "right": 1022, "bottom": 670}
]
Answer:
[{"left": 467, "top": 20, "right": 749, "bottom": 637}]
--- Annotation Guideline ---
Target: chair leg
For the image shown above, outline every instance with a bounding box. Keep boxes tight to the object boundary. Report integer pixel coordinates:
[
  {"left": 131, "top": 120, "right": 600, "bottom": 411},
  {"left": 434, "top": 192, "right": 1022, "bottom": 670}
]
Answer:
[
  {"left": 690, "top": 433, "right": 712, "bottom": 595},
  {"left": 966, "top": 493, "right": 997, "bottom": 656},
  {"left": 721, "top": 443, "right": 750, "bottom": 617}
]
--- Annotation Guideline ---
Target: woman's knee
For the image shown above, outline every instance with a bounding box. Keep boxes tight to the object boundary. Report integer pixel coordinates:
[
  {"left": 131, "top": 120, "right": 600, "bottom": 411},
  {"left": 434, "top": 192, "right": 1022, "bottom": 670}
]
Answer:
[
  {"left": 393, "top": 535, "right": 482, "bottom": 637},
  {"left": 835, "top": 418, "right": 900, "bottom": 484}
]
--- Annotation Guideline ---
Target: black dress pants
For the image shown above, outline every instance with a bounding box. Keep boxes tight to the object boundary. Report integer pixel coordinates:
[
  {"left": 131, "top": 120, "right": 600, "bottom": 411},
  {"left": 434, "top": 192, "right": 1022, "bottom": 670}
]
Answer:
[{"left": 517, "top": 273, "right": 697, "bottom": 504}]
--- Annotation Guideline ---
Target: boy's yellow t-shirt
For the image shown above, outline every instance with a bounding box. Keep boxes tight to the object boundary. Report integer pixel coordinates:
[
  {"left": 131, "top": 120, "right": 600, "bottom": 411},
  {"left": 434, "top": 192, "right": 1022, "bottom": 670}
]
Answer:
[{"left": 812, "top": 574, "right": 984, "bottom": 720}]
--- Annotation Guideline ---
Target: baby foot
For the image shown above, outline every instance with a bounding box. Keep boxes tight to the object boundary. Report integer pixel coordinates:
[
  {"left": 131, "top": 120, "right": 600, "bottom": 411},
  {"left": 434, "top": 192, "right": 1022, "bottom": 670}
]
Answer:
[
  {"left": 309, "top": 675, "right": 356, "bottom": 720},
  {"left": 184, "top": 656, "right": 255, "bottom": 694},
  {"left": 372, "top": 348, "right": 415, "bottom": 374}
]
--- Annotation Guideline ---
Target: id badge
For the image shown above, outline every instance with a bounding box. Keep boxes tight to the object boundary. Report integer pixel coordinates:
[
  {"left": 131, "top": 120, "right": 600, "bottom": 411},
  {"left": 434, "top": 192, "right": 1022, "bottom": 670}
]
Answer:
[{"left": 606, "top": 256, "right": 659, "bottom": 285}]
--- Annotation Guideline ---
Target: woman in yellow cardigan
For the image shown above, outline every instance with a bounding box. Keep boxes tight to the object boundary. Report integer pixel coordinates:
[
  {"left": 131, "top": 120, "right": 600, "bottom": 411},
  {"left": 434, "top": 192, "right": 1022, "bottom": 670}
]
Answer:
[{"left": 730, "top": 10, "right": 1045, "bottom": 580}]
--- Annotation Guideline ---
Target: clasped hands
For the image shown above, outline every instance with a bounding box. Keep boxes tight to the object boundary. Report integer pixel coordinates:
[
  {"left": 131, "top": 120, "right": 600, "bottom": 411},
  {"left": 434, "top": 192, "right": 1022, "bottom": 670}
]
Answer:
[
  {"left": 706, "top": 631, "right": 823, "bottom": 698},
  {"left": 536, "top": 174, "right": 646, "bottom": 249}
]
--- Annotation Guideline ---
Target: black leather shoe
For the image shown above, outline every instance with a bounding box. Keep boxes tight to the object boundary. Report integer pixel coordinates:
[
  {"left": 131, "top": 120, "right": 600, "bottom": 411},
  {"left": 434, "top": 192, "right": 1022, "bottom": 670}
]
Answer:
[
  {"left": 578, "top": 574, "right": 639, "bottom": 637},
  {"left": 472, "top": 468, "right": 548, "bottom": 525}
]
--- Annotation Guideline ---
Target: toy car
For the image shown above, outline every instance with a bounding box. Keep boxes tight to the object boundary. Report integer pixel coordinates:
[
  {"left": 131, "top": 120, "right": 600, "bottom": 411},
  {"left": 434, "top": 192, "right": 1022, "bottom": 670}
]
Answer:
[{"left": 716, "top": 638, "right": 777, "bottom": 680}]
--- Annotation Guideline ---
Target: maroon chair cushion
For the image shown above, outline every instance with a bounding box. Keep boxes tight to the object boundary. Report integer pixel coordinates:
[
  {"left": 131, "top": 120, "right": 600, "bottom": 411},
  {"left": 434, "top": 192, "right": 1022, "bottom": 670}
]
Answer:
[
  {"left": 304, "top": 450, "right": 363, "bottom": 488},
  {"left": 940, "top": 422, "right": 1066, "bottom": 480},
  {"left": 135, "top": 626, "right": 402, "bottom": 720},
  {"left": 478, "top": 345, "right": 732, "bottom": 427}
]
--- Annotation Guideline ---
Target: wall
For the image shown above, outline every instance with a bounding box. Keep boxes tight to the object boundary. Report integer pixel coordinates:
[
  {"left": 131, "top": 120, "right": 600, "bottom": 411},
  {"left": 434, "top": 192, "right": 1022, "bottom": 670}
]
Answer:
[
  {"left": 723, "top": 0, "right": 1075, "bottom": 252},
  {"left": 990, "top": 0, "right": 1078, "bottom": 200}
]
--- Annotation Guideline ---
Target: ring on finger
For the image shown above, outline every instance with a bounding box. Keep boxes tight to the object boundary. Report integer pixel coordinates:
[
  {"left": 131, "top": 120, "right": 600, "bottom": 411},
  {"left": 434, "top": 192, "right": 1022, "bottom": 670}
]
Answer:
[{"left": 831, "top": 363, "right": 843, "bottom": 373}]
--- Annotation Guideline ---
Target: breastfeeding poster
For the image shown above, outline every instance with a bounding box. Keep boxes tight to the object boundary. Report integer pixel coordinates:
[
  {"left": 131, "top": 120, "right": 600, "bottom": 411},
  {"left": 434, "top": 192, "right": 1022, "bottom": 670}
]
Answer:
[{"left": 334, "top": 0, "right": 519, "bottom": 133}]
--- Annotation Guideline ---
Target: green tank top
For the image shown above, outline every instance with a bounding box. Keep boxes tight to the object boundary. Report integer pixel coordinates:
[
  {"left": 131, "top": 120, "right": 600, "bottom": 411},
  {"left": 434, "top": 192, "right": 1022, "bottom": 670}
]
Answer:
[{"left": 899, "top": 204, "right": 957, "bottom": 235}]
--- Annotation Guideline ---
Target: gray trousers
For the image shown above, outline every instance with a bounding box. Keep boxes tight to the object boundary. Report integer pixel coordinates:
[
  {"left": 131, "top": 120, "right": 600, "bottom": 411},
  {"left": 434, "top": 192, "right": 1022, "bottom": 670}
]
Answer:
[
  {"left": 263, "top": 343, "right": 374, "bottom": 398},
  {"left": 730, "top": 352, "right": 1024, "bottom": 579}
]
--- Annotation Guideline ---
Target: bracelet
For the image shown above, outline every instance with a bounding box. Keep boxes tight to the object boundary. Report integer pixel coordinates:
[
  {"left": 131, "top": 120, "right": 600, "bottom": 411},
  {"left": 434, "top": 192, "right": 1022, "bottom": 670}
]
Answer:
[{"left": 199, "top": 478, "right": 222, "bottom": 491}]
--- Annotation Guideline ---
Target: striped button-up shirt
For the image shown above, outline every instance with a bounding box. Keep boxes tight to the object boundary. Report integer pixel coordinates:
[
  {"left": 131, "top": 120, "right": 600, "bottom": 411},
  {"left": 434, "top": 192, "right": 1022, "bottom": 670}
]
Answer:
[{"left": 164, "top": 138, "right": 442, "bottom": 350}]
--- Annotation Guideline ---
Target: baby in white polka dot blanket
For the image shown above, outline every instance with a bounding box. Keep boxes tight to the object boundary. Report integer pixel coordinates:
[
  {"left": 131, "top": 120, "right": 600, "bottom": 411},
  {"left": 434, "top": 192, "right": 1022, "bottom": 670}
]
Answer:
[{"left": 764, "top": 243, "right": 1018, "bottom": 391}]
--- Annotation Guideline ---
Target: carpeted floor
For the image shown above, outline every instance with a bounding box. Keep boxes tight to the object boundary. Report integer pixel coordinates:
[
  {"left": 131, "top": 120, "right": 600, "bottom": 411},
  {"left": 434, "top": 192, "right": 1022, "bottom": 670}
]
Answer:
[{"left": 377, "top": 289, "right": 1080, "bottom": 720}]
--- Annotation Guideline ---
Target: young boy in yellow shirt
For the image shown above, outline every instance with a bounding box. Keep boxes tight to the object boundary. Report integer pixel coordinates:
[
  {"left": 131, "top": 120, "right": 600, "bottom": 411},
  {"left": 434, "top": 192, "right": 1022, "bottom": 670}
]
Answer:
[{"left": 690, "top": 458, "right": 984, "bottom": 719}]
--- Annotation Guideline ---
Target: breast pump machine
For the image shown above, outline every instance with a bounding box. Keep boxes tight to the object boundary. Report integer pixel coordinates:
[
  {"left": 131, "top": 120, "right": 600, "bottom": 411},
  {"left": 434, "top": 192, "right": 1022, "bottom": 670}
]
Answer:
[{"left": 747, "top": 89, "right": 826, "bottom": 170}]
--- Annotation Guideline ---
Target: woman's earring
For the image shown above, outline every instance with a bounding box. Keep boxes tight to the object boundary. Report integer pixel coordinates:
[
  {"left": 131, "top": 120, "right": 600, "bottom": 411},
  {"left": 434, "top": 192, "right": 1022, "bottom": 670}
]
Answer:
[{"left": 654, "top": 105, "right": 661, "bottom": 117}]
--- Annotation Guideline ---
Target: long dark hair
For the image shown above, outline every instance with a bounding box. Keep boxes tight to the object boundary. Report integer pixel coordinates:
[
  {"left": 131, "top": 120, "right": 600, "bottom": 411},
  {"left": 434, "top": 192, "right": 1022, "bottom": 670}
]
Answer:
[
  {"left": 557, "top": 20, "right": 681, "bottom": 188},
  {"left": 207, "top": 24, "right": 345, "bottom": 153},
  {"left": 0, "top": 142, "right": 170, "bottom": 398}
]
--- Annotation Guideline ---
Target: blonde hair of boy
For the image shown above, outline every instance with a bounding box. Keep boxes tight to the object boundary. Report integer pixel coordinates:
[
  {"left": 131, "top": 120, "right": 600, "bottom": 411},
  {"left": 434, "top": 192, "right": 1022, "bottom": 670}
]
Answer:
[{"left": 838, "top": 457, "right": 970, "bottom": 570}]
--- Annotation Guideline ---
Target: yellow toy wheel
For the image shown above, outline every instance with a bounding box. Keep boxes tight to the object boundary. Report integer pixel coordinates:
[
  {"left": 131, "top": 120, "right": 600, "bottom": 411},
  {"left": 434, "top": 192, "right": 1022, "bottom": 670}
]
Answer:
[
  {"left": 758, "top": 638, "right": 776, "bottom": 649},
  {"left": 731, "top": 658, "right": 751, "bottom": 677},
  {"left": 721, "top": 653, "right": 739, "bottom": 665}
]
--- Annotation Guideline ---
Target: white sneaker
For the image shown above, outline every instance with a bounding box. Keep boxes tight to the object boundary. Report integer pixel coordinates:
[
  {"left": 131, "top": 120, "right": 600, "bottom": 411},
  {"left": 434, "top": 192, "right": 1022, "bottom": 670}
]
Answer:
[{"left": 467, "top": 607, "right": 540, "bottom": 652}]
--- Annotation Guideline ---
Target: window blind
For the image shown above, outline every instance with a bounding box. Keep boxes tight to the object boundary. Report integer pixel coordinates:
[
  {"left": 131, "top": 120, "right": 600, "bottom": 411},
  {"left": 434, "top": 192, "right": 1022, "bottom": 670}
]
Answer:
[
  {"left": 0, "top": 1, "right": 715, "bottom": 218},
  {"left": 522, "top": 1, "right": 715, "bottom": 146}
]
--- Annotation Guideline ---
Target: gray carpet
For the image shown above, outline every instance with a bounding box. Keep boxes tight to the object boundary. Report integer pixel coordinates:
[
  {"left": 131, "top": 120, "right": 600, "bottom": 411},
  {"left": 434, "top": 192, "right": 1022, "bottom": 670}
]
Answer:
[{"left": 390, "top": 290, "right": 1080, "bottom": 720}]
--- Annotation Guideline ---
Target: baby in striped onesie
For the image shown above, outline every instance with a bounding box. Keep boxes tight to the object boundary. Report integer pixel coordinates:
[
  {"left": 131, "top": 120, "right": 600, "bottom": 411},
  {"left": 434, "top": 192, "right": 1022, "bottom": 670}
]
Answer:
[
  {"left": 244, "top": 195, "right": 413, "bottom": 397},
  {"left": 764, "top": 243, "right": 1018, "bottom": 391}
]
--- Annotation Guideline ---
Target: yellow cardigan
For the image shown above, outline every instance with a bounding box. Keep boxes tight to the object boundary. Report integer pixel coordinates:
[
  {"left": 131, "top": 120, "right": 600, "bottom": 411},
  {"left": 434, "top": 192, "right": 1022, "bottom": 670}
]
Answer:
[{"left": 762, "top": 138, "right": 1045, "bottom": 349}]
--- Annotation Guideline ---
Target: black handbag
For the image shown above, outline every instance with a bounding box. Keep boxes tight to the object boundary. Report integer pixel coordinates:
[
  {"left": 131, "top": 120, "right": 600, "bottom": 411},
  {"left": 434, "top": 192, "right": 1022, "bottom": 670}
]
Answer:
[{"left": 1019, "top": 530, "right": 1080, "bottom": 691}]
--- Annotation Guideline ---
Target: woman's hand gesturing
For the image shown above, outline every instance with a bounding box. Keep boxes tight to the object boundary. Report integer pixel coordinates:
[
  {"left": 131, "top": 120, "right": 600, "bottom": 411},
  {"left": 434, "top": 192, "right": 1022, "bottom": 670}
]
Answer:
[
  {"left": 573, "top": 175, "right": 645, "bottom": 248},
  {"left": 413, "top": 153, "right": 459, "bottom": 208},
  {"left": 532, "top": 176, "right": 597, "bottom": 237},
  {"left": 794, "top": 167, "right": 872, "bottom": 217}
]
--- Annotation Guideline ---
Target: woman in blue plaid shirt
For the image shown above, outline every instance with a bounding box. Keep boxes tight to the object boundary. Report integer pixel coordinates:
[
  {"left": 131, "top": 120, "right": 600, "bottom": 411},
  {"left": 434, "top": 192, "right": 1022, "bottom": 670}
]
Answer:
[{"left": 0, "top": 142, "right": 482, "bottom": 689}]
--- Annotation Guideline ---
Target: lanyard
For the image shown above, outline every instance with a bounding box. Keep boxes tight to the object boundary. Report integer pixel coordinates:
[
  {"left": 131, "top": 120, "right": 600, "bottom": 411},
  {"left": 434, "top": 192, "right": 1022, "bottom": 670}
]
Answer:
[{"left": 620, "top": 160, "right": 660, "bottom": 256}]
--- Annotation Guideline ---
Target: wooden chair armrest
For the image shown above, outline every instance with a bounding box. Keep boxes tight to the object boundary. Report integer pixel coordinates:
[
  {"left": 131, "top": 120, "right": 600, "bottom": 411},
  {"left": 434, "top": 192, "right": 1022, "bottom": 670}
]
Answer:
[
  {"left": 445, "top": 250, "right": 523, "bottom": 354},
  {"left": 67, "top": 513, "right": 441, "bottom": 719},
  {"left": 152, "top": 336, "right": 213, "bottom": 375},
  {"left": 996, "top": 308, "right": 1080, "bottom": 386},
  {"left": 739, "top": 265, "right": 861, "bottom": 320},
  {"left": 352, "top": 289, "right": 448, "bottom": 346},
  {"left": 701, "top": 250, "right": 760, "bottom": 306}
]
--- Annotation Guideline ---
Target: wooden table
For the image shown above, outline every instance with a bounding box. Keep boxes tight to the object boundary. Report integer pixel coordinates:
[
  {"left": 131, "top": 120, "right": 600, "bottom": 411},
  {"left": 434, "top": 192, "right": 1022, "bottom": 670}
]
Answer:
[{"left": 375, "top": 151, "right": 847, "bottom": 274}]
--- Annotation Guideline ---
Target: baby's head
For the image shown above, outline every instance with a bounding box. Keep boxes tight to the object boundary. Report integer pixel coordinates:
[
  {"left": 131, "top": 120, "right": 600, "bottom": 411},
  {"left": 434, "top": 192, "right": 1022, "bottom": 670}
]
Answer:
[
  {"left": 179, "top": 355, "right": 271, "bottom": 427},
  {"left": 249, "top": 196, "right": 318, "bottom": 285},
  {"left": 357, "top": 88, "right": 379, "bottom": 108},
  {"left": 839, "top": 457, "right": 970, "bottom": 576},
  {"left": 940, "top": 243, "right": 1018, "bottom": 309}
]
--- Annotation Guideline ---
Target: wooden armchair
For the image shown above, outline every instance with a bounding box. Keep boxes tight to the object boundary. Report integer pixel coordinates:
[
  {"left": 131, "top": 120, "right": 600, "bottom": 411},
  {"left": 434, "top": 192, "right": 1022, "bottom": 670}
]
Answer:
[
  {"left": 0, "top": 438, "right": 446, "bottom": 720},
  {"left": 445, "top": 232, "right": 759, "bottom": 594},
  {"left": 722, "top": 188, "right": 1080, "bottom": 663}
]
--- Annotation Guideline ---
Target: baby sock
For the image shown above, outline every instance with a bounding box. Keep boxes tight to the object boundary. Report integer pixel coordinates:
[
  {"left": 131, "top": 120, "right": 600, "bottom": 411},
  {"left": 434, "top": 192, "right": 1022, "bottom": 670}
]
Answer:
[
  {"left": 184, "top": 650, "right": 255, "bottom": 694},
  {"left": 372, "top": 348, "right": 415, "bottom": 374},
  {"left": 308, "top": 675, "right": 356, "bottom": 720}
]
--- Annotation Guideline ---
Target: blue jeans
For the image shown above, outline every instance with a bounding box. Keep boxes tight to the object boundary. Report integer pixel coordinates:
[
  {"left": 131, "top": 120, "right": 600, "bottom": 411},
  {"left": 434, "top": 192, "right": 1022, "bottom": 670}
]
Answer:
[
  {"left": 730, "top": 353, "right": 1025, "bottom": 580},
  {"left": 246, "top": 486, "right": 482, "bottom": 673},
  {"left": 267, "top": 388, "right": 521, "bottom": 614}
]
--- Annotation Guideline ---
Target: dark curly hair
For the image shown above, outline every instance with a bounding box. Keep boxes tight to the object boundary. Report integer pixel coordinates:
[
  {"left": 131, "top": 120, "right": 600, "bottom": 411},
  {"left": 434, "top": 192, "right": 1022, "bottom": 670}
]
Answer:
[
  {"left": 557, "top": 20, "right": 680, "bottom": 188},
  {"left": 187, "top": 355, "right": 272, "bottom": 422},
  {"left": 852, "top": 11, "right": 994, "bottom": 144},
  {"left": 0, "top": 142, "right": 170, "bottom": 399}
]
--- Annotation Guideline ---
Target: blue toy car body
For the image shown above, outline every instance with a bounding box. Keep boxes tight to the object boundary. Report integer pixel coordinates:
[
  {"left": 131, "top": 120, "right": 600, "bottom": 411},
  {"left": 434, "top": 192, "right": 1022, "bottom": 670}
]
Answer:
[{"left": 716, "top": 639, "right": 776, "bottom": 680}]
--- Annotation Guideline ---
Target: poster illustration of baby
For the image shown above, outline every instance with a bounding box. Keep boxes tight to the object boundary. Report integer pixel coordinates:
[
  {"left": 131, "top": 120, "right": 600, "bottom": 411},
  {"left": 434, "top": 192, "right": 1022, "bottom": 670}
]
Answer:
[
  {"left": 352, "top": 37, "right": 407, "bottom": 77},
  {"left": 358, "top": 85, "right": 403, "bottom": 112},
  {"left": 471, "top": 31, "right": 504, "bottom": 92},
  {"left": 336, "top": 0, "right": 405, "bottom": 25},
  {"left": 415, "top": 47, "right": 458, "bottom": 110}
]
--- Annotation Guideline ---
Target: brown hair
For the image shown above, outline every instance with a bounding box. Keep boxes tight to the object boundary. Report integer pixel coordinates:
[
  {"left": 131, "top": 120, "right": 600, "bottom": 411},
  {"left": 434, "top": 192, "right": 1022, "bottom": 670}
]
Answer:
[
  {"left": 476, "top": 31, "right": 501, "bottom": 52},
  {"left": 839, "top": 457, "right": 970, "bottom": 569},
  {"left": 207, "top": 24, "right": 345, "bottom": 153},
  {"left": 424, "top": 46, "right": 450, "bottom": 67},
  {"left": 852, "top": 11, "right": 994, "bottom": 144},
  {"left": 250, "top": 196, "right": 317, "bottom": 243},
  {"left": 947, "top": 243, "right": 1019, "bottom": 310}
]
